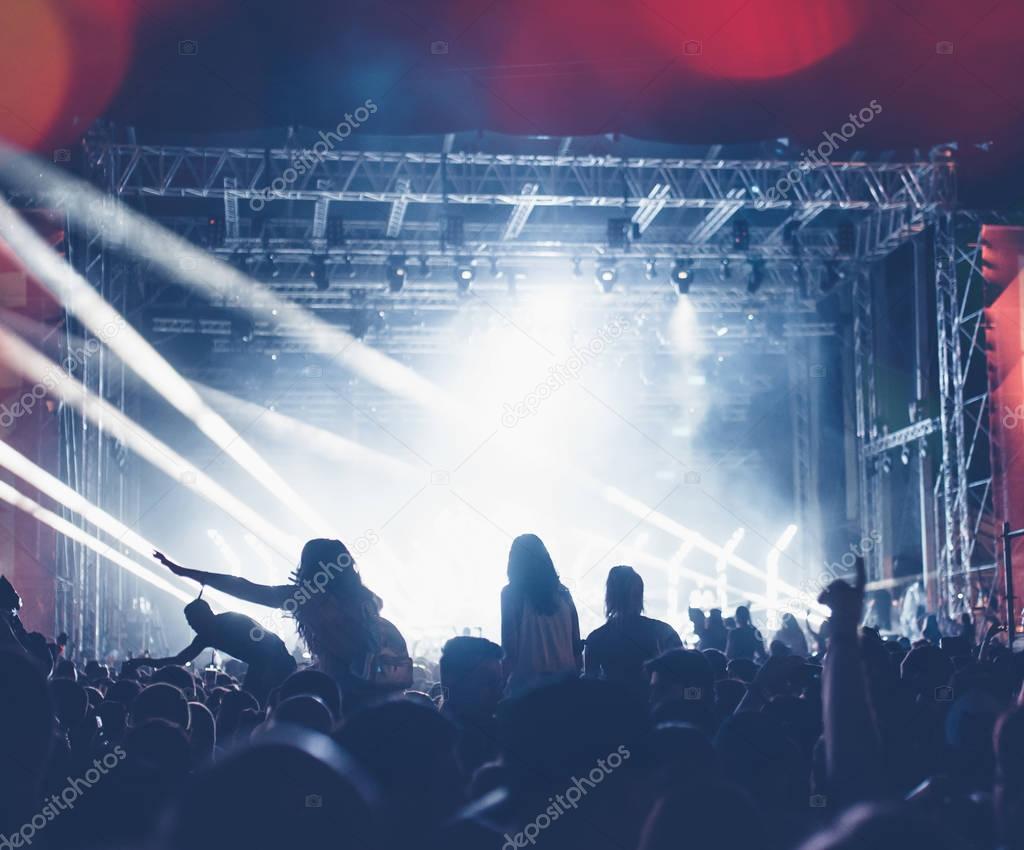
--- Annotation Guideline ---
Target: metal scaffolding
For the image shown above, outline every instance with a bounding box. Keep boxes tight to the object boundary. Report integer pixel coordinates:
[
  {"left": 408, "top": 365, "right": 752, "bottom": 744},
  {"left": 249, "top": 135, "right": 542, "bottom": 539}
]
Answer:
[{"left": 43, "top": 132, "right": 963, "bottom": 647}]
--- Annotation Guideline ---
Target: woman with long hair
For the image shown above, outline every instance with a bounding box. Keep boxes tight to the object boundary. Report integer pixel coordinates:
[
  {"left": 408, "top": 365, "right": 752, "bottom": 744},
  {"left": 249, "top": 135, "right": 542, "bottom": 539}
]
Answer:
[
  {"left": 153, "top": 538, "right": 411, "bottom": 706},
  {"left": 500, "top": 534, "right": 581, "bottom": 693}
]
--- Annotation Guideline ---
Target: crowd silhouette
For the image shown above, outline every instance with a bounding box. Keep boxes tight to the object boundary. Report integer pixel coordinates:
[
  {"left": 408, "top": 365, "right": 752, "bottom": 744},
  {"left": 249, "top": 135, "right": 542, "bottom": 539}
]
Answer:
[{"left": 0, "top": 532, "right": 1022, "bottom": 850}]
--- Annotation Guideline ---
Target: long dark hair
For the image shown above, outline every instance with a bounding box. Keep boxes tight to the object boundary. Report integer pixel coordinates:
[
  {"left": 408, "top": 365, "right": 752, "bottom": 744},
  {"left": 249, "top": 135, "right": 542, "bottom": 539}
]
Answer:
[
  {"left": 506, "top": 534, "right": 563, "bottom": 615},
  {"left": 605, "top": 565, "right": 643, "bottom": 618}
]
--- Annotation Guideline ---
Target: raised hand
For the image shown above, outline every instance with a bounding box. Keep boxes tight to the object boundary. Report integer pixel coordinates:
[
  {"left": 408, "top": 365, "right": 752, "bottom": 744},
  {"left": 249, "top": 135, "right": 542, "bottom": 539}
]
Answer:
[
  {"left": 817, "top": 556, "right": 866, "bottom": 634},
  {"left": 153, "top": 551, "right": 188, "bottom": 577}
]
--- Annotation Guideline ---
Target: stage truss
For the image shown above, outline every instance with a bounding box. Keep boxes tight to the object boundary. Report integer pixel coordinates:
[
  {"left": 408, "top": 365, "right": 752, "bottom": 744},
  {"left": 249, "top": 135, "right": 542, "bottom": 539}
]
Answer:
[{"left": 40, "top": 129, "right": 972, "bottom": 649}]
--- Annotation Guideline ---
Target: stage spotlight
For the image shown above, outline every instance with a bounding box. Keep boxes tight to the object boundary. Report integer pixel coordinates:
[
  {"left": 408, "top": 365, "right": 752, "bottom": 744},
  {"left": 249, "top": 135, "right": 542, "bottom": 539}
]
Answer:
[
  {"left": 644, "top": 259, "right": 658, "bottom": 280},
  {"left": 310, "top": 253, "right": 329, "bottom": 291},
  {"left": 260, "top": 251, "right": 280, "bottom": 279},
  {"left": 713, "top": 322, "right": 729, "bottom": 337},
  {"left": 671, "top": 260, "right": 692, "bottom": 294},
  {"left": 386, "top": 255, "right": 407, "bottom": 292},
  {"left": 454, "top": 259, "right": 475, "bottom": 293},
  {"left": 232, "top": 315, "right": 257, "bottom": 344},
  {"left": 595, "top": 260, "right": 617, "bottom": 292},
  {"left": 747, "top": 260, "right": 765, "bottom": 294},
  {"left": 732, "top": 219, "right": 750, "bottom": 251}
]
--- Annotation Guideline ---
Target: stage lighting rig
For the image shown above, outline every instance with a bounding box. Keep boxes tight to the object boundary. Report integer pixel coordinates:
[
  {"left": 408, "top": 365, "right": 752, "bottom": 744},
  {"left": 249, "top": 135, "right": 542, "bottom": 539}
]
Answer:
[
  {"left": 386, "top": 255, "right": 407, "bottom": 292},
  {"left": 671, "top": 260, "right": 692, "bottom": 294},
  {"left": 454, "top": 258, "right": 475, "bottom": 293},
  {"left": 595, "top": 260, "right": 617, "bottom": 292}
]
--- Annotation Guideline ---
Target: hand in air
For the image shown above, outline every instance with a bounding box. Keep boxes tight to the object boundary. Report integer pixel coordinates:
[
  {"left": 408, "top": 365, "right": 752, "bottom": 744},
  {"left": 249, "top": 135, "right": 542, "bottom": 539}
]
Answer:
[
  {"left": 817, "top": 555, "right": 866, "bottom": 633},
  {"left": 153, "top": 551, "right": 187, "bottom": 577}
]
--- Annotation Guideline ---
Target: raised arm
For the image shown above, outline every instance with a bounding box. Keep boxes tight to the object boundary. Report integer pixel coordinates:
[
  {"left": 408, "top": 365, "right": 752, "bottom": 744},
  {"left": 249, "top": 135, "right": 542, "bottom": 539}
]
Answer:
[
  {"left": 154, "top": 551, "right": 293, "bottom": 608},
  {"left": 127, "top": 636, "right": 206, "bottom": 669}
]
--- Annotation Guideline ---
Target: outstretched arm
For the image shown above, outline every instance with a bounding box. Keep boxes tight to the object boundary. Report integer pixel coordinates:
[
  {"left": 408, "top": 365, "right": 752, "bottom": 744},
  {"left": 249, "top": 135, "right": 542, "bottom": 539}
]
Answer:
[
  {"left": 154, "top": 551, "right": 293, "bottom": 608},
  {"left": 127, "top": 636, "right": 206, "bottom": 669}
]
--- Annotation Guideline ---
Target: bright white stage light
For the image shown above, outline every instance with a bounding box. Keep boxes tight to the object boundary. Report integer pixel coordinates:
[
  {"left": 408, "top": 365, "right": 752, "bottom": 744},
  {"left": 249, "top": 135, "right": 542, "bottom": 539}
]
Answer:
[
  {"left": 0, "top": 325, "right": 301, "bottom": 559},
  {"left": 0, "top": 195, "right": 328, "bottom": 535},
  {"left": 0, "top": 440, "right": 282, "bottom": 621},
  {"left": 0, "top": 155, "right": 466, "bottom": 422},
  {"left": 0, "top": 478, "right": 193, "bottom": 603},
  {"left": 197, "top": 383, "right": 418, "bottom": 480},
  {"left": 602, "top": 485, "right": 823, "bottom": 612},
  {"left": 717, "top": 527, "right": 746, "bottom": 609},
  {"left": 766, "top": 523, "right": 799, "bottom": 619}
]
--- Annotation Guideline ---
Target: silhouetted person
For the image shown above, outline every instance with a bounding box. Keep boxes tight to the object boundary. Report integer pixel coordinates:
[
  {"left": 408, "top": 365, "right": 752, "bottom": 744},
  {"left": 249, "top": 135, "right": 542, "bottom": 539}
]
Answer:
[
  {"left": 439, "top": 636, "right": 504, "bottom": 777},
  {"left": 773, "top": 612, "right": 810, "bottom": 657},
  {"left": 726, "top": 605, "right": 766, "bottom": 662},
  {"left": 500, "top": 534, "right": 581, "bottom": 694},
  {"left": 154, "top": 539, "right": 412, "bottom": 705},
  {"left": 124, "top": 597, "right": 295, "bottom": 703},
  {"left": 585, "top": 565, "right": 681, "bottom": 693}
]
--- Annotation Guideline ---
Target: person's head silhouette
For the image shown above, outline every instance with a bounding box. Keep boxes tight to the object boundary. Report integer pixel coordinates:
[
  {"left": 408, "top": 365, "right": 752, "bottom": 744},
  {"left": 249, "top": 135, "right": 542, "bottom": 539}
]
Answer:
[
  {"left": 605, "top": 565, "right": 644, "bottom": 618},
  {"left": 507, "top": 533, "right": 561, "bottom": 614},
  {"left": 184, "top": 598, "right": 216, "bottom": 634}
]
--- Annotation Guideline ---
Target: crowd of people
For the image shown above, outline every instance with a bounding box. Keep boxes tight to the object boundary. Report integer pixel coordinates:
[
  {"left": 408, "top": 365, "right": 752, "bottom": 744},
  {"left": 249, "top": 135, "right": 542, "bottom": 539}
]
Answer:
[{"left": 1, "top": 531, "right": 1023, "bottom": 850}]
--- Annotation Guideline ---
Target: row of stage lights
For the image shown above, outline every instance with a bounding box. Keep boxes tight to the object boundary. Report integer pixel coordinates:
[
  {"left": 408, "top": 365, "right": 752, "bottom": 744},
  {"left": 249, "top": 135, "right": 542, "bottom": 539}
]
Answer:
[
  {"left": 236, "top": 251, "right": 799, "bottom": 298},
  {"left": 223, "top": 214, "right": 853, "bottom": 296}
]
